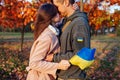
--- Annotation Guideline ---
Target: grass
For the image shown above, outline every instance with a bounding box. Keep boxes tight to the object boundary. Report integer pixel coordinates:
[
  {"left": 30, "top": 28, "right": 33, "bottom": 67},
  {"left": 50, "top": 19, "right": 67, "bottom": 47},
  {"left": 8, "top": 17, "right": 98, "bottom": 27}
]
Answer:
[
  {"left": 0, "top": 32, "right": 120, "bottom": 79},
  {"left": 91, "top": 34, "right": 120, "bottom": 41},
  {"left": 0, "top": 32, "right": 120, "bottom": 41},
  {"left": 0, "top": 32, "right": 33, "bottom": 39},
  {"left": 87, "top": 34, "right": 120, "bottom": 79}
]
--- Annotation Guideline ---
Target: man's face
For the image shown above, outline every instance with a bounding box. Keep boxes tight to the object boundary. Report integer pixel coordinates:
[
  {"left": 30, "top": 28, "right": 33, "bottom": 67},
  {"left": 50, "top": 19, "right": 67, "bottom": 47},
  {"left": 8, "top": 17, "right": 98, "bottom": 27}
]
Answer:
[{"left": 53, "top": 0, "right": 66, "bottom": 17}]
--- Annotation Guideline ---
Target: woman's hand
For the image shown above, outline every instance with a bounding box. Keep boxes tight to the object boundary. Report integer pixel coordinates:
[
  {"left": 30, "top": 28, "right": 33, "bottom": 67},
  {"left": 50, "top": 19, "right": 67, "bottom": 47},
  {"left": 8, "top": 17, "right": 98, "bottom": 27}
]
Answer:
[
  {"left": 58, "top": 60, "right": 71, "bottom": 70},
  {"left": 45, "top": 53, "right": 54, "bottom": 62}
]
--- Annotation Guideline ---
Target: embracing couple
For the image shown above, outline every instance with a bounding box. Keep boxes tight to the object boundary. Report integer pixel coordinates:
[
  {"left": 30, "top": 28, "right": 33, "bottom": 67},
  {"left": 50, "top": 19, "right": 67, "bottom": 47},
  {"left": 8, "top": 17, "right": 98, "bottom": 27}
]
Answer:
[{"left": 26, "top": 0, "right": 90, "bottom": 80}]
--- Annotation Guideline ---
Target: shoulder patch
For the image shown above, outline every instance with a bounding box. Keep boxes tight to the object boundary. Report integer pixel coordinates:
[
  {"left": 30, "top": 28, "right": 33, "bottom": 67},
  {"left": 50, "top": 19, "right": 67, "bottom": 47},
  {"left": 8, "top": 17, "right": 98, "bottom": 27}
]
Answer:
[{"left": 77, "top": 37, "right": 84, "bottom": 42}]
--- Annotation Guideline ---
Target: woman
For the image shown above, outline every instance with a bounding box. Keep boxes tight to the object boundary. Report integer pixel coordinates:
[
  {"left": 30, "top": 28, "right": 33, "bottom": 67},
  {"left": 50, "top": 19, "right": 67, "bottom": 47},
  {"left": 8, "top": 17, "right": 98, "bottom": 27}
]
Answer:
[{"left": 26, "top": 3, "right": 70, "bottom": 80}]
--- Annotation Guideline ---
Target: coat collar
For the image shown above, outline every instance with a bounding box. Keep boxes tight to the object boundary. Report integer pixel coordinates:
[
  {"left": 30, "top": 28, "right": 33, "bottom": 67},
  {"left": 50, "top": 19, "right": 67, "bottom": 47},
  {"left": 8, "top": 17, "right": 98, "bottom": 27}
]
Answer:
[{"left": 48, "top": 25, "right": 59, "bottom": 36}]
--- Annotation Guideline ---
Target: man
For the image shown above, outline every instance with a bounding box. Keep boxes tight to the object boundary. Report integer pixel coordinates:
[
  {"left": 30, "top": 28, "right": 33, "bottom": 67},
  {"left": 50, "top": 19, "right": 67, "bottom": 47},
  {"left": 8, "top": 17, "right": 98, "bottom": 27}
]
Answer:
[{"left": 52, "top": 0, "right": 90, "bottom": 79}]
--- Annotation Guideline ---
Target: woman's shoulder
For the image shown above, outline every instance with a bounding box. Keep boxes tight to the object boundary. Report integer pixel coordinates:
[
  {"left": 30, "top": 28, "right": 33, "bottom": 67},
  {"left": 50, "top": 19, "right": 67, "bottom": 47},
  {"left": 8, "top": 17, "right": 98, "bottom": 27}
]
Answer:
[
  {"left": 36, "top": 28, "right": 52, "bottom": 41},
  {"left": 36, "top": 25, "right": 59, "bottom": 42}
]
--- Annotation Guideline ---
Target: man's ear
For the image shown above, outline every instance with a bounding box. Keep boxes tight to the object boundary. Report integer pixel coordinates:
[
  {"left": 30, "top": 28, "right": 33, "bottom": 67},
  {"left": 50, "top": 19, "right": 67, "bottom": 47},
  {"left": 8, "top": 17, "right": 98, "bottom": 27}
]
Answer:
[{"left": 64, "top": 0, "right": 70, "bottom": 7}]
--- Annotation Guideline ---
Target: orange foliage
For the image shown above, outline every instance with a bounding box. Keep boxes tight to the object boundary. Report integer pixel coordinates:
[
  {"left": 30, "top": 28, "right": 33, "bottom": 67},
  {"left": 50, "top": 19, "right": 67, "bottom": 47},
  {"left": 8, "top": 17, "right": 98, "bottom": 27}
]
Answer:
[
  {"left": 112, "top": 11, "right": 120, "bottom": 26},
  {"left": 88, "top": 0, "right": 120, "bottom": 30},
  {"left": 84, "top": 3, "right": 91, "bottom": 13},
  {"left": 0, "top": 0, "right": 119, "bottom": 30},
  {"left": 4, "top": 0, "right": 11, "bottom": 4},
  {"left": 110, "top": 0, "right": 119, "bottom": 5},
  {"left": 97, "top": 10, "right": 103, "bottom": 17},
  {"left": 0, "top": 0, "right": 40, "bottom": 28}
]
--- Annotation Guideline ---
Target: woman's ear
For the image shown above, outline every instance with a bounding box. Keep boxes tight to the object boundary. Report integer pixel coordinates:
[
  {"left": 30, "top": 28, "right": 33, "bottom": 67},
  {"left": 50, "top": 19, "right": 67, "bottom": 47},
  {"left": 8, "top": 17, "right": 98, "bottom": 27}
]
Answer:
[{"left": 52, "top": 13, "right": 60, "bottom": 23}]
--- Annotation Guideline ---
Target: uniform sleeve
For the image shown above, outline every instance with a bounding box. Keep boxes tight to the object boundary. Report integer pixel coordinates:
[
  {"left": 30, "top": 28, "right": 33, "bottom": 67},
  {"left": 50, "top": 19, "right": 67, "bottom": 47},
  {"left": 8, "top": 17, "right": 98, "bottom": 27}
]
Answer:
[
  {"left": 72, "top": 17, "right": 90, "bottom": 50},
  {"left": 29, "top": 35, "right": 58, "bottom": 75},
  {"left": 53, "top": 17, "right": 90, "bottom": 62}
]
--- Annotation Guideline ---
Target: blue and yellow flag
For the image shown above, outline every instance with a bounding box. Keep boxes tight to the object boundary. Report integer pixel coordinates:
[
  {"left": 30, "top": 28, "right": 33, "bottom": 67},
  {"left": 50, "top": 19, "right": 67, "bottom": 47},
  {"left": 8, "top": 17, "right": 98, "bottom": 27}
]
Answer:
[{"left": 69, "top": 47, "right": 96, "bottom": 70}]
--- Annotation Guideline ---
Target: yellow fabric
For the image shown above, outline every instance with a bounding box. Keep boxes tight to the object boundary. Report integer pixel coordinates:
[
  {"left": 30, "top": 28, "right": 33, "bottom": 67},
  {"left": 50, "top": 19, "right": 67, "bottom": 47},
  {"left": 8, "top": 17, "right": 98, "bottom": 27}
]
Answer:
[{"left": 69, "top": 55, "right": 94, "bottom": 70}]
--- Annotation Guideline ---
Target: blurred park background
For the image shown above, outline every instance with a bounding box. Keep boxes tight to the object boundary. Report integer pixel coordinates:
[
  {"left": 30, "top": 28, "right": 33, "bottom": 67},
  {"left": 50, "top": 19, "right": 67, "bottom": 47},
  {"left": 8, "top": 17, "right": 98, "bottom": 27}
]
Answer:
[{"left": 0, "top": 0, "right": 120, "bottom": 80}]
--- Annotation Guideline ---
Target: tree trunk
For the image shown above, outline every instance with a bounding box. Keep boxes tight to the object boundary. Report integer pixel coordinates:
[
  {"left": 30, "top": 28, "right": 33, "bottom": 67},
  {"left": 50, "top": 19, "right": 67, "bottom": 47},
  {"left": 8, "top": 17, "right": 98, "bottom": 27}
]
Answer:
[
  {"left": 21, "top": 27, "right": 25, "bottom": 52},
  {"left": 80, "top": 0, "right": 84, "bottom": 12},
  {"left": 84, "top": 0, "right": 87, "bottom": 3}
]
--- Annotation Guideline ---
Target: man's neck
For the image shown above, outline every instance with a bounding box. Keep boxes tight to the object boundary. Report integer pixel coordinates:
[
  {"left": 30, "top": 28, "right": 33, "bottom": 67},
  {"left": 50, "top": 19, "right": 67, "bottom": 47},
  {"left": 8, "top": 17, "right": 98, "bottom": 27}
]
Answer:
[{"left": 66, "top": 6, "right": 75, "bottom": 17}]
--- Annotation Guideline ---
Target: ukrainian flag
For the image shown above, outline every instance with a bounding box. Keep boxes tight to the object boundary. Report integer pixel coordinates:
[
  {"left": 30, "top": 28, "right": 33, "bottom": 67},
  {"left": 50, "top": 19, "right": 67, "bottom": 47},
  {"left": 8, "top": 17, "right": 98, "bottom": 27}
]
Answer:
[{"left": 69, "top": 47, "right": 96, "bottom": 70}]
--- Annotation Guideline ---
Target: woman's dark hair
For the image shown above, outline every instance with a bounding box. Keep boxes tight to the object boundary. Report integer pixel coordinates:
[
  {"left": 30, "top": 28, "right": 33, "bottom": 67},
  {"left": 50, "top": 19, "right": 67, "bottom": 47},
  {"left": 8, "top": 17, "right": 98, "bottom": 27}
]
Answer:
[
  {"left": 34, "top": 3, "right": 58, "bottom": 40},
  {"left": 69, "top": 0, "right": 75, "bottom": 4}
]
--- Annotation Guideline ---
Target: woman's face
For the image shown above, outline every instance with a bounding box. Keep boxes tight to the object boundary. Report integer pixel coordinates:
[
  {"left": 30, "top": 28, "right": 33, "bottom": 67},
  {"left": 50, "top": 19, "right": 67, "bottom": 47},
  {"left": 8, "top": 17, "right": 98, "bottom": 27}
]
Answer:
[{"left": 52, "top": 13, "right": 60, "bottom": 23}]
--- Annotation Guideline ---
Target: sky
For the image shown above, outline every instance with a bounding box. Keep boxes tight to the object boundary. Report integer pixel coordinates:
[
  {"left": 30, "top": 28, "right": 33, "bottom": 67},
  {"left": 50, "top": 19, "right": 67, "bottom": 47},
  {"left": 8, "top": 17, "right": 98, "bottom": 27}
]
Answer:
[
  {"left": 109, "top": 4, "right": 120, "bottom": 13},
  {"left": 27, "top": 0, "right": 32, "bottom": 2},
  {"left": 26, "top": 0, "right": 120, "bottom": 13},
  {"left": 99, "top": 1, "right": 120, "bottom": 13}
]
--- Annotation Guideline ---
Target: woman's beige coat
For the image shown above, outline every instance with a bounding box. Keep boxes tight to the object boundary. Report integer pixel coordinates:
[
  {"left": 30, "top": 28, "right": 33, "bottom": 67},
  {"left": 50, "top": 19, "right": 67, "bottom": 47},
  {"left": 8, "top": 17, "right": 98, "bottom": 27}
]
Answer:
[{"left": 26, "top": 25, "right": 60, "bottom": 80}]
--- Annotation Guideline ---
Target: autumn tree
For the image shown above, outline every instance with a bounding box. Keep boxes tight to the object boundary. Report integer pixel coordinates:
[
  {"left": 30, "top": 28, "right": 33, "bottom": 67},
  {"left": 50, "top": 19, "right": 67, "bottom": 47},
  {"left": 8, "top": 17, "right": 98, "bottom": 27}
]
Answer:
[
  {"left": 112, "top": 10, "right": 120, "bottom": 36},
  {"left": 0, "top": 0, "right": 120, "bottom": 50},
  {"left": 0, "top": 0, "right": 38, "bottom": 51},
  {"left": 81, "top": 0, "right": 120, "bottom": 35}
]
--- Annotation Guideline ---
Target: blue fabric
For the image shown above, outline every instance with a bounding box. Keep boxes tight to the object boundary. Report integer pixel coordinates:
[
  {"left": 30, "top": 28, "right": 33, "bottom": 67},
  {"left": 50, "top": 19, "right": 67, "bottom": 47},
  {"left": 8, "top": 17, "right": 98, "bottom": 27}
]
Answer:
[{"left": 77, "top": 47, "right": 96, "bottom": 61}]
